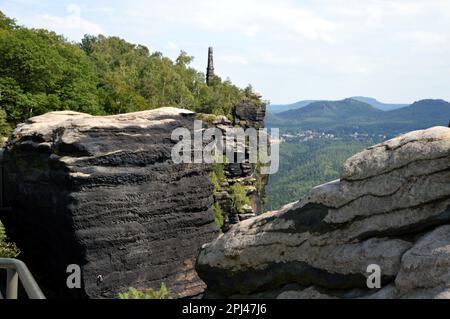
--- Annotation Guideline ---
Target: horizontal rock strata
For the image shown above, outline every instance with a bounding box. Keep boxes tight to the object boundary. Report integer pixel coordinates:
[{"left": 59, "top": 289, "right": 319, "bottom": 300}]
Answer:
[
  {"left": 1, "top": 108, "right": 217, "bottom": 298},
  {"left": 197, "top": 126, "right": 450, "bottom": 299}
]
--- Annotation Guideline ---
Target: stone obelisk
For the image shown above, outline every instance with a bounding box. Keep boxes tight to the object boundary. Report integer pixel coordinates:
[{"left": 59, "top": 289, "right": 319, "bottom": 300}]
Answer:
[{"left": 206, "top": 47, "right": 215, "bottom": 86}]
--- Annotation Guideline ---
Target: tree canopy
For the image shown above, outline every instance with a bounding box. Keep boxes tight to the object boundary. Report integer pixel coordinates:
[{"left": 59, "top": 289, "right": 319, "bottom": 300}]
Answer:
[{"left": 0, "top": 11, "right": 262, "bottom": 134}]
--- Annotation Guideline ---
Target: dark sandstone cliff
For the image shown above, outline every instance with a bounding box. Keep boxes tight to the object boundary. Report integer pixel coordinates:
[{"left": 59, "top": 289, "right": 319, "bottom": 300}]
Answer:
[
  {"left": 2, "top": 108, "right": 216, "bottom": 298},
  {"left": 0, "top": 101, "right": 267, "bottom": 299}
]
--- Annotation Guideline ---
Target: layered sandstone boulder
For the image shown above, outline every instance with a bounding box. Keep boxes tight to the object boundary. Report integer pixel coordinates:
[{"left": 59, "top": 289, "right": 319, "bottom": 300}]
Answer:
[
  {"left": 197, "top": 126, "right": 450, "bottom": 299},
  {"left": 1, "top": 108, "right": 217, "bottom": 298}
]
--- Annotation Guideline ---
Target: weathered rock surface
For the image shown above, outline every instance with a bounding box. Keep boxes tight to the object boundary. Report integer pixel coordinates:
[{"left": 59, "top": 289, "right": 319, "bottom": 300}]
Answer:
[
  {"left": 199, "top": 101, "right": 268, "bottom": 231},
  {"left": 1, "top": 108, "right": 218, "bottom": 298},
  {"left": 233, "top": 100, "right": 266, "bottom": 129},
  {"left": 197, "top": 126, "right": 450, "bottom": 299},
  {"left": 276, "top": 286, "right": 337, "bottom": 299},
  {"left": 395, "top": 225, "right": 450, "bottom": 298}
]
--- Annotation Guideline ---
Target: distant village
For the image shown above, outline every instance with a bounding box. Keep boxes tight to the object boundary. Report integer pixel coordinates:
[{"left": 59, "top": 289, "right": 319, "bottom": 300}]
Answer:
[{"left": 272, "top": 129, "right": 389, "bottom": 144}]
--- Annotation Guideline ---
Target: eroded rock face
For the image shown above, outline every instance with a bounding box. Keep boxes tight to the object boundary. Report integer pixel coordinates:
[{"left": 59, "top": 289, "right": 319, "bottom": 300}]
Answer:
[
  {"left": 199, "top": 111, "right": 268, "bottom": 231},
  {"left": 1, "top": 108, "right": 217, "bottom": 298},
  {"left": 233, "top": 100, "right": 266, "bottom": 129},
  {"left": 197, "top": 126, "right": 450, "bottom": 299},
  {"left": 395, "top": 225, "right": 450, "bottom": 298}
]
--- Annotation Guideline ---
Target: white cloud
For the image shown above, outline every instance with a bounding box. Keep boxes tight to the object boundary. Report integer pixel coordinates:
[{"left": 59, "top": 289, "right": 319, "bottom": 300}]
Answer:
[
  {"left": 259, "top": 52, "right": 304, "bottom": 66},
  {"left": 3, "top": 0, "right": 450, "bottom": 103},
  {"left": 405, "top": 31, "right": 449, "bottom": 47},
  {"left": 38, "top": 4, "right": 103, "bottom": 39},
  {"left": 123, "top": 0, "right": 337, "bottom": 43},
  {"left": 219, "top": 55, "right": 249, "bottom": 65},
  {"left": 167, "top": 41, "right": 178, "bottom": 50},
  {"left": 244, "top": 24, "right": 260, "bottom": 37},
  {"left": 288, "top": 10, "right": 336, "bottom": 43},
  {"left": 78, "top": 0, "right": 450, "bottom": 101}
]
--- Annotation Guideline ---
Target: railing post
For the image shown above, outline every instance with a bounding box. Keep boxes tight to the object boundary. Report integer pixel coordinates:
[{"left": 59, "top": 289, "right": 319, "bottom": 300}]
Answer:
[
  {"left": 6, "top": 268, "right": 19, "bottom": 299},
  {"left": 1, "top": 258, "right": 46, "bottom": 299}
]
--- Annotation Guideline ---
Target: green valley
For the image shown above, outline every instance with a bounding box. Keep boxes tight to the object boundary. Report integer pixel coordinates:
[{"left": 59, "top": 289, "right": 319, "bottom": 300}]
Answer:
[{"left": 265, "top": 97, "right": 450, "bottom": 210}]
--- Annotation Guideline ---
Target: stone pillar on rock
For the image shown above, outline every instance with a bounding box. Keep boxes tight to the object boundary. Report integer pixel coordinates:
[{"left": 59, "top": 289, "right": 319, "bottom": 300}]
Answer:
[{"left": 206, "top": 47, "right": 215, "bottom": 86}]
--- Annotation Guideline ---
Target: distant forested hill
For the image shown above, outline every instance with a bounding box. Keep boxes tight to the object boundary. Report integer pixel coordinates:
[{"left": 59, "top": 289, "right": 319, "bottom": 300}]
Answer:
[
  {"left": 350, "top": 96, "right": 407, "bottom": 111},
  {"left": 278, "top": 98, "right": 382, "bottom": 122},
  {"left": 0, "top": 11, "right": 260, "bottom": 135},
  {"left": 385, "top": 99, "right": 450, "bottom": 131},
  {"left": 268, "top": 100, "right": 317, "bottom": 113},
  {"left": 266, "top": 98, "right": 450, "bottom": 210},
  {"left": 268, "top": 96, "right": 407, "bottom": 114},
  {"left": 267, "top": 98, "right": 450, "bottom": 136}
]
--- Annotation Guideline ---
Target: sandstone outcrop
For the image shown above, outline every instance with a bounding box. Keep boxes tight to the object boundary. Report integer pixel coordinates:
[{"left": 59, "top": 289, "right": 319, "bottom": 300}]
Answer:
[
  {"left": 199, "top": 100, "right": 268, "bottom": 231},
  {"left": 233, "top": 100, "right": 266, "bottom": 129},
  {"left": 197, "top": 126, "right": 450, "bottom": 299},
  {"left": 1, "top": 108, "right": 217, "bottom": 298}
]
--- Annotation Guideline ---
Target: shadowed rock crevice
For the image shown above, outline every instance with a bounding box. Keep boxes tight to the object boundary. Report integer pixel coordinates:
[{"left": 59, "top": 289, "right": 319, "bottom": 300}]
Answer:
[
  {"left": 258, "top": 203, "right": 334, "bottom": 235},
  {"left": 352, "top": 203, "right": 450, "bottom": 242},
  {"left": 197, "top": 260, "right": 396, "bottom": 297}
]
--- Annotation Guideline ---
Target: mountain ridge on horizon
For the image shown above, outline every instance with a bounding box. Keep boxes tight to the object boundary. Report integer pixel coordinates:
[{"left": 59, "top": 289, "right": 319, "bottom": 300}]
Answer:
[
  {"left": 268, "top": 96, "right": 424, "bottom": 113},
  {"left": 266, "top": 98, "right": 450, "bottom": 137}
]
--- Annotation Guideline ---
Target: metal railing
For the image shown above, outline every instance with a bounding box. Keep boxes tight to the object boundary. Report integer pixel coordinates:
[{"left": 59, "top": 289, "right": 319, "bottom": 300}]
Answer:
[{"left": 0, "top": 258, "right": 45, "bottom": 299}]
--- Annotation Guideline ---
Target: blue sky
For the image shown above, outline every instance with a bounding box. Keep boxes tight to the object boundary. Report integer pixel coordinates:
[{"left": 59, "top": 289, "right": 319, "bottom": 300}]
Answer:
[{"left": 1, "top": 0, "right": 450, "bottom": 104}]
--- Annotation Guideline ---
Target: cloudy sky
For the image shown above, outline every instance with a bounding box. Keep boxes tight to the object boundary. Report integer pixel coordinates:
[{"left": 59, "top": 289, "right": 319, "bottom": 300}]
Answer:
[{"left": 1, "top": 0, "right": 450, "bottom": 104}]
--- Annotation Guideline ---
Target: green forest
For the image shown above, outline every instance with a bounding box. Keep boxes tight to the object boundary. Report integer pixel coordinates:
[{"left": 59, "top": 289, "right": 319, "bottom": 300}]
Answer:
[
  {"left": 0, "top": 11, "right": 257, "bottom": 136},
  {"left": 266, "top": 138, "right": 374, "bottom": 211},
  {"left": 0, "top": 11, "right": 263, "bottom": 257}
]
